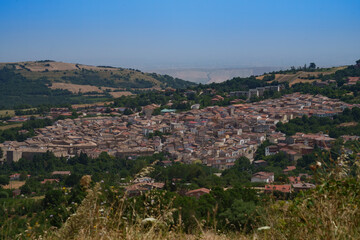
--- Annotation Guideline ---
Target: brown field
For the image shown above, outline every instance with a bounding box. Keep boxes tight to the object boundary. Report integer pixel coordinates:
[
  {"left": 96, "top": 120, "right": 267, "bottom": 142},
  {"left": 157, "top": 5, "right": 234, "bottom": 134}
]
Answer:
[
  {"left": 337, "top": 122, "right": 358, "bottom": 127},
  {"left": 0, "top": 123, "right": 22, "bottom": 130},
  {"left": 31, "top": 195, "right": 45, "bottom": 200},
  {"left": 3, "top": 181, "right": 26, "bottom": 189},
  {"left": 256, "top": 66, "right": 347, "bottom": 85},
  {"left": 108, "top": 91, "right": 133, "bottom": 98},
  {"left": 71, "top": 101, "right": 114, "bottom": 109},
  {"left": 289, "top": 78, "right": 318, "bottom": 86},
  {"left": 0, "top": 61, "right": 116, "bottom": 72},
  {"left": 51, "top": 82, "right": 101, "bottom": 93},
  {"left": 0, "top": 109, "right": 15, "bottom": 117}
]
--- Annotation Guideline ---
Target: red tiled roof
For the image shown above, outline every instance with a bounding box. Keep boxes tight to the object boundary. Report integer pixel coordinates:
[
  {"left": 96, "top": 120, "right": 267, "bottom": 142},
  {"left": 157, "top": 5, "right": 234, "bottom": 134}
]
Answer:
[{"left": 265, "top": 184, "right": 291, "bottom": 193}]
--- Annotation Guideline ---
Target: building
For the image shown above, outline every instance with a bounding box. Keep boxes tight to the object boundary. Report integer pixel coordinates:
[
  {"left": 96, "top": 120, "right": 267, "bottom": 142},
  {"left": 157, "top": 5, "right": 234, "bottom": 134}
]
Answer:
[
  {"left": 264, "top": 184, "right": 292, "bottom": 193},
  {"left": 292, "top": 183, "right": 316, "bottom": 192},
  {"left": 265, "top": 145, "right": 279, "bottom": 156},
  {"left": 185, "top": 188, "right": 210, "bottom": 198},
  {"left": 251, "top": 172, "right": 274, "bottom": 183},
  {"left": 51, "top": 171, "right": 71, "bottom": 176},
  {"left": 161, "top": 109, "right": 176, "bottom": 114}
]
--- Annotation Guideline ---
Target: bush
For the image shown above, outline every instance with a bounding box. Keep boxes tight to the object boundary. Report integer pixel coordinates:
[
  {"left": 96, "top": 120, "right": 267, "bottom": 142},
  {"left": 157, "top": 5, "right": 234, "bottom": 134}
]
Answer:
[{"left": 0, "top": 191, "right": 9, "bottom": 198}]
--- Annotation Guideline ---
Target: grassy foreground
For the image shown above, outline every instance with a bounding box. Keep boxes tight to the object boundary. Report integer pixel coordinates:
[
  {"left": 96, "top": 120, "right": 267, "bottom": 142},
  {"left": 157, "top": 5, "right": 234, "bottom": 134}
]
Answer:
[{"left": 28, "top": 156, "right": 360, "bottom": 240}]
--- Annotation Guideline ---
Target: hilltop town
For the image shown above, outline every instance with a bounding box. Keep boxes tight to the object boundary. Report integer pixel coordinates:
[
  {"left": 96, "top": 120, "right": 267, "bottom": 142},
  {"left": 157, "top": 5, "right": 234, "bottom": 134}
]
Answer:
[{"left": 2, "top": 92, "right": 355, "bottom": 173}]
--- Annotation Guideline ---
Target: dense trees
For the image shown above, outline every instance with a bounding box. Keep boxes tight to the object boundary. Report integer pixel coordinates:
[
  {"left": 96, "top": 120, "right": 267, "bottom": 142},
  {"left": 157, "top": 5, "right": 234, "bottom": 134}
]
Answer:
[
  {"left": 276, "top": 107, "right": 360, "bottom": 138},
  {"left": 0, "top": 117, "right": 54, "bottom": 143}
]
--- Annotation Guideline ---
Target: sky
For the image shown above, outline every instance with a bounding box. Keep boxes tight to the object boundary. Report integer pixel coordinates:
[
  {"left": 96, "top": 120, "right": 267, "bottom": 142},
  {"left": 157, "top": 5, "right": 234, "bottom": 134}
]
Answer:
[{"left": 0, "top": 0, "right": 359, "bottom": 70}]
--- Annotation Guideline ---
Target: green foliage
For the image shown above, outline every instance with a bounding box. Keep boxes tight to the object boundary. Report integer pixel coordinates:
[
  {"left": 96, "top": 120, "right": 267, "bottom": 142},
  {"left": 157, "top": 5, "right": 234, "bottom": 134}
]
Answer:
[
  {"left": 254, "top": 140, "right": 272, "bottom": 160},
  {"left": 276, "top": 107, "right": 360, "bottom": 138},
  {"left": 222, "top": 157, "right": 253, "bottom": 185},
  {"left": 0, "top": 67, "right": 88, "bottom": 108},
  {"left": 0, "top": 191, "right": 9, "bottom": 198},
  {"left": 263, "top": 177, "right": 360, "bottom": 239},
  {"left": 219, "top": 199, "right": 260, "bottom": 232},
  {"left": 0, "top": 175, "right": 9, "bottom": 185}
]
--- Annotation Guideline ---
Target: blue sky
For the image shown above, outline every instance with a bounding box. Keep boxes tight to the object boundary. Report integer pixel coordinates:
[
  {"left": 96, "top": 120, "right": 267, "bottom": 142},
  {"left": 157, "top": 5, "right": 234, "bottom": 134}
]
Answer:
[{"left": 0, "top": 0, "right": 359, "bottom": 69}]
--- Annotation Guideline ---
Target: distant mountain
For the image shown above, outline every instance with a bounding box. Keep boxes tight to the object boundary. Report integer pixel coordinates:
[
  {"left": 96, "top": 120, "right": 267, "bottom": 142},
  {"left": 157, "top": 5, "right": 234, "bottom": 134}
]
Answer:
[
  {"left": 0, "top": 61, "right": 196, "bottom": 108},
  {"left": 150, "top": 67, "right": 284, "bottom": 84}
]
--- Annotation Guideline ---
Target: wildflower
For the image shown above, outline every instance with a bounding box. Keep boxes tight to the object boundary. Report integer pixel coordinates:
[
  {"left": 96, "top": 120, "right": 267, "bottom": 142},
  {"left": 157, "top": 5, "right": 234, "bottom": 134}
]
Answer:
[
  {"left": 316, "top": 161, "right": 322, "bottom": 167},
  {"left": 258, "top": 226, "right": 271, "bottom": 231},
  {"left": 141, "top": 217, "right": 157, "bottom": 225}
]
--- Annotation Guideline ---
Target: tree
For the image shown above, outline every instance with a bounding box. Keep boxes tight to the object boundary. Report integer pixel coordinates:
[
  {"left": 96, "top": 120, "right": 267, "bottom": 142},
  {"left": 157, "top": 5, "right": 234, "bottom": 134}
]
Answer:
[
  {"left": 309, "top": 62, "right": 316, "bottom": 69},
  {"left": 43, "top": 190, "right": 65, "bottom": 208},
  {"left": 219, "top": 199, "right": 260, "bottom": 231},
  {"left": 19, "top": 171, "right": 28, "bottom": 181},
  {"left": 123, "top": 108, "right": 133, "bottom": 115},
  {"left": 351, "top": 107, "right": 360, "bottom": 121},
  {"left": 0, "top": 175, "right": 9, "bottom": 186},
  {"left": 356, "top": 59, "right": 360, "bottom": 68}
]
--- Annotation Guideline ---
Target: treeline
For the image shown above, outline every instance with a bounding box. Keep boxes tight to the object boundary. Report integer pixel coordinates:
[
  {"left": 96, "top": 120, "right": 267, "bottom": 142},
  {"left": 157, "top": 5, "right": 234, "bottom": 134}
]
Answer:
[
  {"left": 0, "top": 67, "right": 112, "bottom": 108},
  {"left": 0, "top": 152, "right": 162, "bottom": 238},
  {"left": 196, "top": 76, "right": 279, "bottom": 93},
  {"left": 0, "top": 117, "right": 53, "bottom": 143},
  {"left": 276, "top": 107, "right": 360, "bottom": 138},
  {"left": 149, "top": 73, "right": 197, "bottom": 89}
]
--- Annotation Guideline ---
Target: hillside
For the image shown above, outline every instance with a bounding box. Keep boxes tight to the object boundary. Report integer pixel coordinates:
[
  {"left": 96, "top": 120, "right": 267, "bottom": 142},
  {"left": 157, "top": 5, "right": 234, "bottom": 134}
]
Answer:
[
  {"left": 0, "top": 61, "right": 196, "bottom": 108},
  {"left": 256, "top": 66, "right": 347, "bottom": 86}
]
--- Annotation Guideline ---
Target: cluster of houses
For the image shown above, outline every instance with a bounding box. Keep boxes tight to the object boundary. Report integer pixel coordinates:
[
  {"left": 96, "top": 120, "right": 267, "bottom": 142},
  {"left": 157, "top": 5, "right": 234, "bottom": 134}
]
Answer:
[
  {"left": 229, "top": 85, "right": 284, "bottom": 99},
  {"left": 251, "top": 171, "right": 315, "bottom": 194},
  {"left": 1, "top": 93, "right": 356, "bottom": 172}
]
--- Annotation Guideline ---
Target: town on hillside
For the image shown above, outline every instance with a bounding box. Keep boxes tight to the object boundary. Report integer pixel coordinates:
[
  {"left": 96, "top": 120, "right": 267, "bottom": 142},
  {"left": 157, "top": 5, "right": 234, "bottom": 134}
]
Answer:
[{"left": 1, "top": 92, "right": 358, "bottom": 196}]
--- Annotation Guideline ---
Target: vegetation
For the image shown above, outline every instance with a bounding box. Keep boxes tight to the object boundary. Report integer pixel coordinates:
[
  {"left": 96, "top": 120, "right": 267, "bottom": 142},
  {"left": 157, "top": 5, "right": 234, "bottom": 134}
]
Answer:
[
  {"left": 276, "top": 107, "right": 360, "bottom": 138},
  {"left": 261, "top": 153, "right": 360, "bottom": 239},
  {"left": 0, "top": 137, "right": 359, "bottom": 239},
  {"left": 0, "top": 61, "right": 196, "bottom": 108},
  {"left": 1, "top": 60, "right": 360, "bottom": 239}
]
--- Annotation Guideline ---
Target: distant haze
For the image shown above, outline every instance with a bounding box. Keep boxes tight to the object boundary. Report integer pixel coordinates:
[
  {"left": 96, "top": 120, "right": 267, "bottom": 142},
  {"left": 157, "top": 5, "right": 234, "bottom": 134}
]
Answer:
[{"left": 150, "top": 67, "right": 284, "bottom": 84}]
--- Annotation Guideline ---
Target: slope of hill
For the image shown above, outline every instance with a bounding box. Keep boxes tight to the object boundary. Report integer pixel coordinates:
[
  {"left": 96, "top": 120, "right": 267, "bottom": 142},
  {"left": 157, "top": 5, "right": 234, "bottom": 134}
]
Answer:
[
  {"left": 256, "top": 66, "right": 347, "bottom": 86},
  {"left": 0, "top": 61, "right": 196, "bottom": 108}
]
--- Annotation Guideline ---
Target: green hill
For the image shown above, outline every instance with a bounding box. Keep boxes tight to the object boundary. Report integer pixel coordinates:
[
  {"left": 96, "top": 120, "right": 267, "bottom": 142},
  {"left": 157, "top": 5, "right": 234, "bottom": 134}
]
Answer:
[{"left": 0, "top": 61, "right": 196, "bottom": 108}]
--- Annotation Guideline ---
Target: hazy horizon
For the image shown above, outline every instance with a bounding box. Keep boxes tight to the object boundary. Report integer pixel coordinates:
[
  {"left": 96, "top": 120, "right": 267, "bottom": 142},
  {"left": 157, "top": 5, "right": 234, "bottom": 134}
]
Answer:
[{"left": 0, "top": 0, "right": 359, "bottom": 70}]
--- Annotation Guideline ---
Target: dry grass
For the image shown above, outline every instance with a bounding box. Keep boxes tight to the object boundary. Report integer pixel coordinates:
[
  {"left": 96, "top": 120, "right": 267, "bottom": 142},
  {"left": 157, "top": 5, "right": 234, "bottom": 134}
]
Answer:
[
  {"left": 289, "top": 78, "right": 317, "bottom": 86},
  {"left": 40, "top": 183, "right": 251, "bottom": 240},
  {"left": 256, "top": 66, "right": 346, "bottom": 85},
  {"left": 2, "top": 181, "right": 26, "bottom": 189},
  {"left": 108, "top": 91, "right": 134, "bottom": 98},
  {"left": 0, "top": 110, "right": 15, "bottom": 117},
  {"left": 49, "top": 83, "right": 134, "bottom": 96},
  {"left": 337, "top": 122, "right": 358, "bottom": 127},
  {"left": 39, "top": 152, "right": 360, "bottom": 240},
  {"left": 71, "top": 101, "right": 114, "bottom": 109},
  {"left": 0, "top": 123, "right": 23, "bottom": 130},
  {"left": 50, "top": 83, "right": 105, "bottom": 94},
  {"left": 258, "top": 154, "right": 360, "bottom": 240}
]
